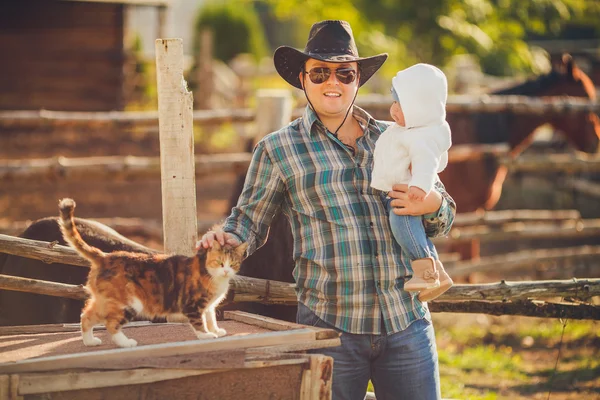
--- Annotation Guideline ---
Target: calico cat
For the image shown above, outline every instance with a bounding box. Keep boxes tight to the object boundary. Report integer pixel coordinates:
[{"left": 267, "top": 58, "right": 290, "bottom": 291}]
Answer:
[{"left": 58, "top": 198, "right": 247, "bottom": 348}]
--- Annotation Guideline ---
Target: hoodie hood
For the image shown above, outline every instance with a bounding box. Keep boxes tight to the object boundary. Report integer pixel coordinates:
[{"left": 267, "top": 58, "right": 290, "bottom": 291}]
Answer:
[{"left": 392, "top": 63, "right": 448, "bottom": 128}]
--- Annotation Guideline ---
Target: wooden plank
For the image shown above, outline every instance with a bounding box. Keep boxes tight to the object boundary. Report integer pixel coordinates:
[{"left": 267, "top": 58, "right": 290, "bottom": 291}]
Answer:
[
  {"left": 0, "top": 375, "right": 8, "bottom": 400},
  {"left": 0, "top": 234, "right": 89, "bottom": 267},
  {"left": 0, "top": 274, "right": 87, "bottom": 300},
  {"left": 17, "top": 368, "right": 217, "bottom": 395},
  {"left": 453, "top": 209, "right": 581, "bottom": 227},
  {"left": 17, "top": 355, "right": 310, "bottom": 395},
  {"left": 252, "top": 338, "right": 342, "bottom": 354},
  {"left": 0, "top": 328, "right": 317, "bottom": 374},
  {"left": 9, "top": 375, "right": 22, "bottom": 400},
  {"left": 155, "top": 37, "right": 197, "bottom": 255},
  {"left": 445, "top": 246, "right": 600, "bottom": 278},
  {"left": 225, "top": 310, "right": 339, "bottom": 340}
]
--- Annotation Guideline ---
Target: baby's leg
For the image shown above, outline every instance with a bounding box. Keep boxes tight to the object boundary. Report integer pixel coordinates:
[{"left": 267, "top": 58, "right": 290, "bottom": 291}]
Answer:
[
  {"left": 388, "top": 207, "right": 435, "bottom": 261},
  {"left": 388, "top": 204, "right": 440, "bottom": 291}
]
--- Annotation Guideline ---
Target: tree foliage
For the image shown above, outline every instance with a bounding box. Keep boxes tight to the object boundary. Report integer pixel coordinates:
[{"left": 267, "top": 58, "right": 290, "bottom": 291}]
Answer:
[
  {"left": 194, "top": 0, "right": 269, "bottom": 63},
  {"left": 264, "top": 0, "right": 600, "bottom": 77}
]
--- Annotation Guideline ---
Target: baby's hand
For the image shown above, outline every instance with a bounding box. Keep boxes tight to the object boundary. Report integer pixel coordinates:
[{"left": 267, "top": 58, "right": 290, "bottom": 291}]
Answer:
[{"left": 408, "top": 186, "right": 427, "bottom": 202}]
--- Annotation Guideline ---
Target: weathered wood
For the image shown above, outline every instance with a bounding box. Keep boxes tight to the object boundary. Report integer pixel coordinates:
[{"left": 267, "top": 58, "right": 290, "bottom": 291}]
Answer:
[
  {"left": 0, "top": 154, "right": 251, "bottom": 183},
  {"left": 16, "top": 369, "right": 217, "bottom": 395},
  {"left": 254, "top": 90, "right": 293, "bottom": 145},
  {"left": 438, "top": 219, "right": 600, "bottom": 242},
  {"left": 563, "top": 178, "right": 600, "bottom": 199},
  {"left": 440, "top": 278, "right": 599, "bottom": 302},
  {"left": 445, "top": 246, "right": 600, "bottom": 277},
  {"left": 0, "top": 108, "right": 254, "bottom": 127},
  {"left": 453, "top": 209, "right": 581, "bottom": 227},
  {"left": 0, "top": 274, "right": 87, "bottom": 300},
  {"left": 0, "top": 375, "right": 8, "bottom": 400},
  {"left": 2, "top": 270, "right": 597, "bottom": 311},
  {"left": 0, "top": 234, "right": 89, "bottom": 267},
  {"left": 354, "top": 94, "right": 600, "bottom": 114},
  {"left": 0, "top": 328, "right": 318, "bottom": 374},
  {"left": 447, "top": 143, "right": 510, "bottom": 163},
  {"left": 502, "top": 153, "right": 600, "bottom": 173},
  {"left": 155, "top": 38, "right": 197, "bottom": 255},
  {"left": 14, "top": 355, "right": 316, "bottom": 396},
  {"left": 429, "top": 300, "right": 600, "bottom": 320},
  {"left": 225, "top": 311, "right": 339, "bottom": 340},
  {"left": 300, "top": 354, "right": 333, "bottom": 400}
]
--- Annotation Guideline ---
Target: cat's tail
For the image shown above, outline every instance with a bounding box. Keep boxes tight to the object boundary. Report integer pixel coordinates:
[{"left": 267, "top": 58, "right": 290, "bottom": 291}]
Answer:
[{"left": 58, "top": 198, "right": 105, "bottom": 264}]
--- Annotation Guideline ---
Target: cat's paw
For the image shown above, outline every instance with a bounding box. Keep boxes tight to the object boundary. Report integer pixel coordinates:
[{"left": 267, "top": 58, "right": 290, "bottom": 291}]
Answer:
[
  {"left": 83, "top": 337, "right": 102, "bottom": 347},
  {"left": 195, "top": 331, "right": 218, "bottom": 340},
  {"left": 117, "top": 338, "right": 138, "bottom": 348},
  {"left": 213, "top": 328, "right": 227, "bottom": 337}
]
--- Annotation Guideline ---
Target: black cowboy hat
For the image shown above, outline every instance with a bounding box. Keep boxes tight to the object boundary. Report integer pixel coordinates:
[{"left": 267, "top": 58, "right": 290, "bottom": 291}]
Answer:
[{"left": 274, "top": 20, "right": 388, "bottom": 89}]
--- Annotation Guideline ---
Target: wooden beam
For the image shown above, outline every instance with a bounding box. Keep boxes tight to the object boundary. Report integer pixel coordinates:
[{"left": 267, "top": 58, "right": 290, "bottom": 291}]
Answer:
[
  {"left": 0, "top": 234, "right": 89, "bottom": 267},
  {"left": 0, "top": 328, "right": 318, "bottom": 374},
  {"left": 429, "top": 300, "right": 600, "bottom": 320},
  {"left": 438, "top": 219, "right": 600, "bottom": 242},
  {"left": 155, "top": 38, "right": 197, "bottom": 255},
  {"left": 0, "top": 154, "right": 251, "bottom": 183},
  {"left": 445, "top": 246, "right": 600, "bottom": 278},
  {"left": 453, "top": 209, "right": 581, "bottom": 227}
]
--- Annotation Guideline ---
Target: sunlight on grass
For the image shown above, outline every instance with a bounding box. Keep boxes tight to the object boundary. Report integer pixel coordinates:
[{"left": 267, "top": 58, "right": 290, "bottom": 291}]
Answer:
[{"left": 439, "top": 345, "right": 527, "bottom": 379}]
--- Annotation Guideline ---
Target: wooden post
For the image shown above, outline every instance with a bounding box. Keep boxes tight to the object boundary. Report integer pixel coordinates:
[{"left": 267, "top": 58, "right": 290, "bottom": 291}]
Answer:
[
  {"left": 254, "top": 89, "right": 293, "bottom": 145},
  {"left": 195, "top": 29, "right": 214, "bottom": 110},
  {"left": 155, "top": 38, "right": 197, "bottom": 255}
]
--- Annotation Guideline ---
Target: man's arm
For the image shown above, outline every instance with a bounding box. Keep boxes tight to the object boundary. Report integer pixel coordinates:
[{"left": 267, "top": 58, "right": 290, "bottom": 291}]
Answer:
[{"left": 220, "top": 141, "right": 286, "bottom": 255}]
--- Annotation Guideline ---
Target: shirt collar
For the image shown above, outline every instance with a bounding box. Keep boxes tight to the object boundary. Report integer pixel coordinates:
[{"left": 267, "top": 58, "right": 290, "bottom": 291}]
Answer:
[{"left": 301, "top": 104, "right": 380, "bottom": 137}]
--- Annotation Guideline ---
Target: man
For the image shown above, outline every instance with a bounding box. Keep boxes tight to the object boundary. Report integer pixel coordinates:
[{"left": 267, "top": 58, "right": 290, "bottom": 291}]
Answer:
[{"left": 199, "top": 20, "right": 455, "bottom": 400}]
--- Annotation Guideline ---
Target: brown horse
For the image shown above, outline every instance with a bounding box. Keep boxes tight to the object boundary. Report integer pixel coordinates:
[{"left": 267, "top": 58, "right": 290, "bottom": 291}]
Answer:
[{"left": 442, "top": 54, "right": 599, "bottom": 213}]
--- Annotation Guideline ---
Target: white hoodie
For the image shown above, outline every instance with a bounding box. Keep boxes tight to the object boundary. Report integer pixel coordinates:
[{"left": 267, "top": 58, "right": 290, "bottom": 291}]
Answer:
[{"left": 371, "top": 63, "right": 452, "bottom": 194}]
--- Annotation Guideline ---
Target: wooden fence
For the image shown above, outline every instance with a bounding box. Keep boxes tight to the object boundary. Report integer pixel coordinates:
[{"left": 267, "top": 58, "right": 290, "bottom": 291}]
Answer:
[{"left": 0, "top": 234, "right": 598, "bottom": 320}]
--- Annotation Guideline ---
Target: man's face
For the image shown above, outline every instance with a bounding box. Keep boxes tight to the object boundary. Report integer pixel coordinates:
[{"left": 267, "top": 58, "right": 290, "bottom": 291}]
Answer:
[{"left": 299, "top": 59, "right": 359, "bottom": 119}]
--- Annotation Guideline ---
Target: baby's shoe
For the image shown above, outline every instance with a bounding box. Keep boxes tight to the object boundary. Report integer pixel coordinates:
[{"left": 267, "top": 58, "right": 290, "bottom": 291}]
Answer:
[
  {"left": 404, "top": 257, "right": 440, "bottom": 292},
  {"left": 418, "top": 260, "right": 453, "bottom": 302}
]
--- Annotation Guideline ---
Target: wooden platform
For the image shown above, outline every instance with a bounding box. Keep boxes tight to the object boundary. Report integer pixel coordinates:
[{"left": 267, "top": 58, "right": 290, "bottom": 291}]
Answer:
[{"left": 0, "top": 311, "right": 340, "bottom": 399}]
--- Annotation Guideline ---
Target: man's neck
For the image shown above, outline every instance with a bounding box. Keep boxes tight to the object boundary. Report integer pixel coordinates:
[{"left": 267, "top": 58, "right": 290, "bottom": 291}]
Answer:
[{"left": 317, "top": 108, "right": 357, "bottom": 136}]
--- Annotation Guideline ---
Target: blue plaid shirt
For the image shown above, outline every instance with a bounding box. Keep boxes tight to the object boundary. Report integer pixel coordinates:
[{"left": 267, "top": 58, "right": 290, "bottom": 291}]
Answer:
[{"left": 224, "top": 106, "right": 455, "bottom": 334}]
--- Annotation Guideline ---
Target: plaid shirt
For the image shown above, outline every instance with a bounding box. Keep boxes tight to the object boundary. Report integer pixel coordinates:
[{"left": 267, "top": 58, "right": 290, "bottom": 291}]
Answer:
[{"left": 224, "top": 105, "right": 455, "bottom": 335}]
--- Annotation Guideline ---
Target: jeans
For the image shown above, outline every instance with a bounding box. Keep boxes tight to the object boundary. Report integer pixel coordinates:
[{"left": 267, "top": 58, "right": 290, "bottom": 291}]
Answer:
[
  {"left": 385, "top": 196, "right": 438, "bottom": 261},
  {"left": 298, "top": 303, "right": 441, "bottom": 400}
]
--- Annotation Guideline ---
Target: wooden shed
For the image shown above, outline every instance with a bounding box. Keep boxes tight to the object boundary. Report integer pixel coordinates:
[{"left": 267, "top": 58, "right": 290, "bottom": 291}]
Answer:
[{"left": 0, "top": 0, "right": 168, "bottom": 112}]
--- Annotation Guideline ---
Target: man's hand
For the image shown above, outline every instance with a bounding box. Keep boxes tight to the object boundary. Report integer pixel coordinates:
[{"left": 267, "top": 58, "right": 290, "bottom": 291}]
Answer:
[
  {"left": 388, "top": 184, "right": 442, "bottom": 216},
  {"left": 408, "top": 186, "right": 427, "bottom": 202},
  {"left": 196, "top": 228, "right": 242, "bottom": 250}
]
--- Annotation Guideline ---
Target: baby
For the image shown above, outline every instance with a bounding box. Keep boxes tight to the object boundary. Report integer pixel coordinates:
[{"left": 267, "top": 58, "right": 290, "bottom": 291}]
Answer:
[{"left": 371, "top": 63, "right": 453, "bottom": 302}]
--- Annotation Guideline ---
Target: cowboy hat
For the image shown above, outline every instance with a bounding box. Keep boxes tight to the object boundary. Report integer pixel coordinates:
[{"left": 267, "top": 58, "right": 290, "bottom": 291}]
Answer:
[{"left": 274, "top": 20, "right": 388, "bottom": 89}]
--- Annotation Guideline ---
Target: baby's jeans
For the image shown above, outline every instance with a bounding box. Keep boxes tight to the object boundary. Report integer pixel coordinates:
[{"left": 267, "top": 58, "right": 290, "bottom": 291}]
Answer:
[{"left": 384, "top": 196, "right": 438, "bottom": 261}]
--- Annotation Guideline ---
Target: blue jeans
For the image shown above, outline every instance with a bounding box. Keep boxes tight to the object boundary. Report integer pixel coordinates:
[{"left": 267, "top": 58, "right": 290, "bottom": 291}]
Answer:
[
  {"left": 385, "top": 197, "right": 438, "bottom": 261},
  {"left": 298, "top": 303, "right": 441, "bottom": 400}
]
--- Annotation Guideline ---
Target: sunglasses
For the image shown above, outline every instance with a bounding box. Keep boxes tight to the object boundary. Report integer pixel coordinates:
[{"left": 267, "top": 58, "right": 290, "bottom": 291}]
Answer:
[{"left": 303, "top": 67, "right": 358, "bottom": 85}]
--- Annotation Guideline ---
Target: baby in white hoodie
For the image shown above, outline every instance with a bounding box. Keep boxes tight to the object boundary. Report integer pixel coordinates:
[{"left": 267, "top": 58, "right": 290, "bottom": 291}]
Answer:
[{"left": 371, "top": 63, "right": 453, "bottom": 301}]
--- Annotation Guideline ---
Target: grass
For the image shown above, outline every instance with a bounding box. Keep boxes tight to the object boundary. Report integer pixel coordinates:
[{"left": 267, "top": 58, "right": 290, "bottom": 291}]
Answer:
[{"left": 363, "top": 316, "right": 598, "bottom": 399}]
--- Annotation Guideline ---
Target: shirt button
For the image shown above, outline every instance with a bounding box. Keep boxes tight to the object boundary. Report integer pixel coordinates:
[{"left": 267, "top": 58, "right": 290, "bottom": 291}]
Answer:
[
  {"left": 356, "top": 163, "right": 360, "bottom": 167},
  {"left": 370, "top": 221, "right": 374, "bottom": 227},
  {"left": 360, "top": 190, "right": 364, "bottom": 195}
]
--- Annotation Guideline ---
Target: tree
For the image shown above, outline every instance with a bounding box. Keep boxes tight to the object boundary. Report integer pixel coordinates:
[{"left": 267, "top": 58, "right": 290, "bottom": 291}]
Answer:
[{"left": 264, "top": 0, "right": 600, "bottom": 77}]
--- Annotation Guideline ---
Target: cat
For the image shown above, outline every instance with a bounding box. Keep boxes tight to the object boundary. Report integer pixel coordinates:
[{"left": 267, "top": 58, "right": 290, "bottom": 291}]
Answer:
[{"left": 58, "top": 198, "right": 247, "bottom": 348}]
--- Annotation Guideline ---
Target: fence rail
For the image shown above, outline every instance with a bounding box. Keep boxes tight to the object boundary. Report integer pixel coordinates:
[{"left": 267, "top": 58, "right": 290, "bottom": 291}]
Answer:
[
  {"left": 0, "top": 234, "right": 598, "bottom": 319},
  {"left": 2, "top": 152, "right": 600, "bottom": 183},
  {"left": 1, "top": 95, "right": 598, "bottom": 127}
]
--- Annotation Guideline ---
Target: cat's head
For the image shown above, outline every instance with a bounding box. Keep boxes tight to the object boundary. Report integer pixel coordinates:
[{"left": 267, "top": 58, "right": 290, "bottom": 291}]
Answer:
[{"left": 204, "top": 241, "right": 249, "bottom": 279}]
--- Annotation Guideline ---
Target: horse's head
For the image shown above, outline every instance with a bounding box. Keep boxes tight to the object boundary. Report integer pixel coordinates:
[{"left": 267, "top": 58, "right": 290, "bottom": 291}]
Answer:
[{"left": 493, "top": 54, "right": 600, "bottom": 154}]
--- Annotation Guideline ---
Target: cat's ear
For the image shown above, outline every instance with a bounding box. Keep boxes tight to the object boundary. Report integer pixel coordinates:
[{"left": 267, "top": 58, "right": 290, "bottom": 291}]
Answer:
[{"left": 235, "top": 242, "right": 249, "bottom": 257}]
